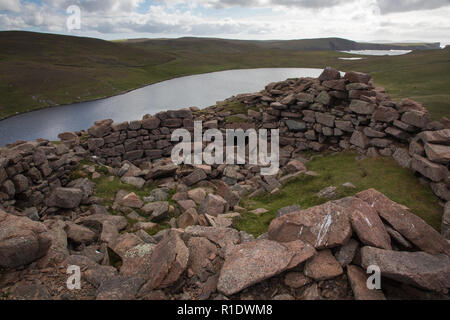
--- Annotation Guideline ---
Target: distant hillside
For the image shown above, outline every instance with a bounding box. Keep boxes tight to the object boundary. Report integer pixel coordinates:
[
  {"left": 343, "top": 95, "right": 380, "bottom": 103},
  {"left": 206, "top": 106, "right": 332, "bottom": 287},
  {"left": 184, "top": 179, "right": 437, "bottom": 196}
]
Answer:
[
  {"left": 123, "top": 37, "right": 441, "bottom": 52},
  {"left": 0, "top": 31, "right": 448, "bottom": 120},
  {"left": 0, "top": 31, "right": 173, "bottom": 118},
  {"left": 0, "top": 31, "right": 172, "bottom": 67}
]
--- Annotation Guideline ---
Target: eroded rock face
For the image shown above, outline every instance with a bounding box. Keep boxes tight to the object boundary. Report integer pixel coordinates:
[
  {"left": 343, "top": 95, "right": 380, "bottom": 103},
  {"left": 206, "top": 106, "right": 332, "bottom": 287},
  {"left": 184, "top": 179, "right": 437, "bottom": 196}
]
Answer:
[
  {"left": 142, "top": 231, "right": 189, "bottom": 290},
  {"left": 0, "top": 209, "right": 52, "bottom": 269},
  {"left": 356, "top": 189, "right": 449, "bottom": 255},
  {"left": 268, "top": 201, "right": 352, "bottom": 249},
  {"left": 361, "top": 247, "right": 450, "bottom": 293},
  {"left": 217, "top": 239, "right": 315, "bottom": 296}
]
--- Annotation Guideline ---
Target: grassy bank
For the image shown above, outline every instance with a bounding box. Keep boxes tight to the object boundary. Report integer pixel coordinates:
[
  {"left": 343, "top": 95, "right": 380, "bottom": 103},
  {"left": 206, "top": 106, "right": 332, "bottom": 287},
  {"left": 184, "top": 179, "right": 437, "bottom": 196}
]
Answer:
[
  {"left": 0, "top": 31, "right": 449, "bottom": 120},
  {"left": 235, "top": 152, "right": 443, "bottom": 237}
]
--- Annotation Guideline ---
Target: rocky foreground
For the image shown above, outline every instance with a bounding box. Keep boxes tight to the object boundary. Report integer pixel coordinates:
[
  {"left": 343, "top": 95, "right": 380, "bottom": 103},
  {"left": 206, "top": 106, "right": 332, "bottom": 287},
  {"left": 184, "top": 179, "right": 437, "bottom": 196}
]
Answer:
[
  {"left": 0, "top": 67, "right": 450, "bottom": 300},
  {"left": 1, "top": 185, "right": 449, "bottom": 300}
]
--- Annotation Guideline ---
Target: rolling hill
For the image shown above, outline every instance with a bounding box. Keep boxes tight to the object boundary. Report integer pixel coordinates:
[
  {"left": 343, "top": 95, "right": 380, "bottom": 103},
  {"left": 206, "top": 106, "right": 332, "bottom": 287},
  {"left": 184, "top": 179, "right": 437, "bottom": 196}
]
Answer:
[
  {"left": 0, "top": 31, "right": 448, "bottom": 120},
  {"left": 123, "top": 37, "right": 440, "bottom": 51}
]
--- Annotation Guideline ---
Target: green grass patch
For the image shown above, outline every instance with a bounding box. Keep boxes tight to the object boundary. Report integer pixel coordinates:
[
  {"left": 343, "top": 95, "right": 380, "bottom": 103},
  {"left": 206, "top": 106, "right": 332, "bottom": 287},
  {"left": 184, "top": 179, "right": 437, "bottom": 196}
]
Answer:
[
  {"left": 93, "top": 175, "right": 154, "bottom": 202},
  {"left": 146, "top": 223, "right": 171, "bottom": 236},
  {"left": 218, "top": 101, "right": 247, "bottom": 115},
  {"left": 235, "top": 152, "right": 442, "bottom": 237},
  {"left": 225, "top": 116, "right": 247, "bottom": 124}
]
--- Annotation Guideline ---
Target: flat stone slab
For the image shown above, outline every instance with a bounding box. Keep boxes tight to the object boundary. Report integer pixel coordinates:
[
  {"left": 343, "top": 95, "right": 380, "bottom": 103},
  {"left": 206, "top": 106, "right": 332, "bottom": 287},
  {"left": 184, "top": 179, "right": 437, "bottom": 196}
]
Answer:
[
  {"left": 217, "top": 239, "right": 315, "bottom": 296},
  {"left": 424, "top": 143, "right": 450, "bottom": 164},
  {"left": 361, "top": 246, "right": 450, "bottom": 293}
]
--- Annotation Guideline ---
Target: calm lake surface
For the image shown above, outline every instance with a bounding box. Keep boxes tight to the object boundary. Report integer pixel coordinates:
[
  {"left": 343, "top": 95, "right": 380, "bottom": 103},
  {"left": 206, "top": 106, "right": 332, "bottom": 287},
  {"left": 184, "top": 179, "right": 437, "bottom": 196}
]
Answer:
[
  {"left": 340, "top": 50, "right": 412, "bottom": 56},
  {"left": 0, "top": 68, "right": 324, "bottom": 146}
]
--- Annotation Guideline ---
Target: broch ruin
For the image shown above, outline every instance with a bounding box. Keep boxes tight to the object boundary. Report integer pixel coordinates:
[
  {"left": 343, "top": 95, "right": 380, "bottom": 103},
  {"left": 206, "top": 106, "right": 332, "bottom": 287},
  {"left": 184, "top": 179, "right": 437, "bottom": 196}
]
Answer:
[{"left": 0, "top": 67, "right": 449, "bottom": 300}]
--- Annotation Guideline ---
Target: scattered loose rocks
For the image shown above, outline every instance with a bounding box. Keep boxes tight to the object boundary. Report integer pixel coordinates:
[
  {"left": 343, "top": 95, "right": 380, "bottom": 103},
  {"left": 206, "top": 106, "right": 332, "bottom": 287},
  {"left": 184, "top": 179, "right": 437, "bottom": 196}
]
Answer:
[{"left": 1, "top": 67, "right": 449, "bottom": 301}]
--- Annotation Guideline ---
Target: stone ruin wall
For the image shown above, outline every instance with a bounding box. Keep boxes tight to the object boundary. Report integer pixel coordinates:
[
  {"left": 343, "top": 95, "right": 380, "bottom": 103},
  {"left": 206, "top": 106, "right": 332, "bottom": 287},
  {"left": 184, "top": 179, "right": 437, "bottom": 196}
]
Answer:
[{"left": 1, "top": 67, "right": 449, "bottom": 215}]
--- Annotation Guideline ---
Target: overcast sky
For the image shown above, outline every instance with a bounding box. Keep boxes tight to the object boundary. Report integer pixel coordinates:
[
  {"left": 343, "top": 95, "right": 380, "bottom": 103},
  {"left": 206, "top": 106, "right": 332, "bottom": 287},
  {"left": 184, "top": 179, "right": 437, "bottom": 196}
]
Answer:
[{"left": 0, "top": 0, "right": 449, "bottom": 45}]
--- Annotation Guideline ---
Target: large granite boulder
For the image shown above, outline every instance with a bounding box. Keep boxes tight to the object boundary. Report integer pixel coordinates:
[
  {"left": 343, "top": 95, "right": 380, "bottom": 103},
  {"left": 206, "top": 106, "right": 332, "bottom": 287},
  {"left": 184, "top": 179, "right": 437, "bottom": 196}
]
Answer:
[
  {"left": 0, "top": 209, "right": 52, "bottom": 269},
  {"left": 356, "top": 189, "right": 449, "bottom": 255},
  {"left": 335, "top": 197, "right": 391, "bottom": 250},
  {"left": 217, "top": 239, "right": 315, "bottom": 296},
  {"left": 268, "top": 201, "right": 352, "bottom": 249}
]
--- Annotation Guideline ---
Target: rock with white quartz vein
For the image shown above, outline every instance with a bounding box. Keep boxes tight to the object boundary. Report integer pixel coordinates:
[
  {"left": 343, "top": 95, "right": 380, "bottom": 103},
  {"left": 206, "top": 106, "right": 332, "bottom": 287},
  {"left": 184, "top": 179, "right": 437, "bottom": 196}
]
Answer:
[{"left": 268, "top": 201, "right": 352, "bottom": 249}]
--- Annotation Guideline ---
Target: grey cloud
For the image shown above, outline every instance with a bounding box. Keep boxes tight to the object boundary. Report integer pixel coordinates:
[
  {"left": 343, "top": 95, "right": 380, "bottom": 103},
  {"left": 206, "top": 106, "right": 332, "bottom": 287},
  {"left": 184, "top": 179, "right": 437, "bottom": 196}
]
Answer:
[
  {"left": 169, "top": 0, "right": 450, "bottom": 14},
  {"left": 177, "top": 0, "right": 348, "bottom": 9},
  {"left": 377, "top": 0, "right": 450, "bottom": 14},
  {"left": 47, "top": 0, "right": 142, "bottom": 13}
]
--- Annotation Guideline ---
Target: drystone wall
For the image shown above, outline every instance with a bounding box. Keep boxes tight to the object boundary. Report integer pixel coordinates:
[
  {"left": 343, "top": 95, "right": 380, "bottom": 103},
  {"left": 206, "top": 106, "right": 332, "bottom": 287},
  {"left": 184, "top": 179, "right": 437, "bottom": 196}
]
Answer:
[
  {"left": 77, "top": 67, "right": 450, "bottom": 203},
  {"left": 0, "top": 67, "right": 449, "bottom": 209}
]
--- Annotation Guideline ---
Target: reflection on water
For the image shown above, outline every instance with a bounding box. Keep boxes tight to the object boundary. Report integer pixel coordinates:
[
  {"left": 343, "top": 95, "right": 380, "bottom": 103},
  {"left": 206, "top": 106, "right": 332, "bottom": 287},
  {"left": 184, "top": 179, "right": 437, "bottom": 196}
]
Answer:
[{"left": 0, "top": 68, "right": 324, "bottom": 145}]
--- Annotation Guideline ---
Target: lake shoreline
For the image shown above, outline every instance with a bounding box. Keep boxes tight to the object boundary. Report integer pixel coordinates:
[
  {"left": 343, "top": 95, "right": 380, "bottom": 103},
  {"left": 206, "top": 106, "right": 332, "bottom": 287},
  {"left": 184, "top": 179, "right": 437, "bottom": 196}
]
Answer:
[
  {"left": 0, "top": 68, "right": 325, "bottom": 145},
  {"left": 0, "top": 66, "right": 314, "bottom": 122}
]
